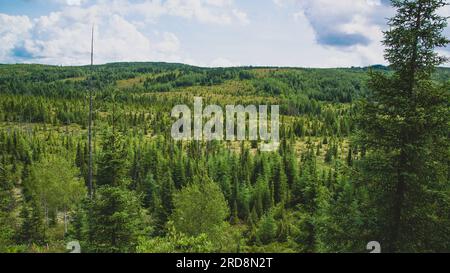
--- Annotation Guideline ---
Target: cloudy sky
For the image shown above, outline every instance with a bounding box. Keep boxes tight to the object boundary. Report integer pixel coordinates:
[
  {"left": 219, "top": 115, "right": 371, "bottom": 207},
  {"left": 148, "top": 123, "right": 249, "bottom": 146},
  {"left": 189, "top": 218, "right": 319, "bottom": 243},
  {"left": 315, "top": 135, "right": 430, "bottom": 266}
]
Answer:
[{"left": 0, "top": 0, "right": 449, "bottom": 67}]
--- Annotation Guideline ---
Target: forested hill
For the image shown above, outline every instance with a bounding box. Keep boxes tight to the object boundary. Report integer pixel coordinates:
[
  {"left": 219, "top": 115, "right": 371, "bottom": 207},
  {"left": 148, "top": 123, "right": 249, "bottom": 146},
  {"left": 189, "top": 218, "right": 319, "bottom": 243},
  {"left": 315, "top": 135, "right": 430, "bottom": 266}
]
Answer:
[
  {"left": 0, "top": 61, "right": 449, "bottom": 253},
  {"left": 1, "top": 62, "right": 448, "bottom": 101}
]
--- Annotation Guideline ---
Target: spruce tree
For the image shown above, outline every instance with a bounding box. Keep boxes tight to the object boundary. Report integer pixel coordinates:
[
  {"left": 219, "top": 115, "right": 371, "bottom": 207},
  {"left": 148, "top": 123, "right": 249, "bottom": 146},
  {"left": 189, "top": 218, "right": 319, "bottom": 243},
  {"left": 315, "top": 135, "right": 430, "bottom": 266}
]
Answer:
[
  {"left": 18, "top": 200, "right": 46, "bottom": 246},
  {"left": 357, "top": 0, "right": 449, "bottom": 252},
  {"left": 97, "top": 129, "right": 127, "bottom": 187},
  {"left": 87, "top": 185, "right": 148, "bottom": 253},
  {"left": 0, "top": 159, "right": 16, "bottom": 250}
]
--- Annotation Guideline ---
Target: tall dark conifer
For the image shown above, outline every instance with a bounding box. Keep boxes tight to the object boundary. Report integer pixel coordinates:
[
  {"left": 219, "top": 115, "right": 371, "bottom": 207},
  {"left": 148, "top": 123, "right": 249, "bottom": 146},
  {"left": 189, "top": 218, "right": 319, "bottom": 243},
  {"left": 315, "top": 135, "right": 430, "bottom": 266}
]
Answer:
[{"left": 357, "top": 0, "right": 449, "bottom": 252}]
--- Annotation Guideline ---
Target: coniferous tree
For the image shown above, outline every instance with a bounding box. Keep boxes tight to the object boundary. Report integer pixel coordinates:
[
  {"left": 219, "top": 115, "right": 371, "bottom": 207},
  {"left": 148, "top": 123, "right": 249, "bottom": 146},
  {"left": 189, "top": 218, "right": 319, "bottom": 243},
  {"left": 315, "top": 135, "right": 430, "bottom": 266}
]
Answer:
[
  {"left": 0, "top": 159, "right": 17, "bottom": 250},
  {"left": 357, "top": 0, "right": 450, "bottom": 252},
  {"left": 273, "top": 158, "right": 289, "bottom": 205},
  {"left": 97, "top": 130, "right": 127, "bottom": 187},
  {"left": 18, "top": 200, "right": 46, "bottom": 246},
  {"left": 346, "top": 146, "right": 353, "bottom": 167},
  {"left": 68, "top": 203, "right": 88, "bottom": 244},
  {"left": 256, "top": 212, "right": 277, "bottom": 245},
  {"left": 159, "top": 167, "right": 175, "bottom": 225},
  {"left": 87, "top": 185, "right": 148, "bottom": 253}
]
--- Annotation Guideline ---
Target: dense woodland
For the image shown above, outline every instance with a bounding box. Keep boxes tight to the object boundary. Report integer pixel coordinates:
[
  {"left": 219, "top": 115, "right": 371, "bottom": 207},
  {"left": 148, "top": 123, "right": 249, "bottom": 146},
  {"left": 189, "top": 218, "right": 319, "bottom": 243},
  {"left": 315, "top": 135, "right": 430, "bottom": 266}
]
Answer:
[{"left": 0, "top": 0, "right": 449, "bottom": 253}]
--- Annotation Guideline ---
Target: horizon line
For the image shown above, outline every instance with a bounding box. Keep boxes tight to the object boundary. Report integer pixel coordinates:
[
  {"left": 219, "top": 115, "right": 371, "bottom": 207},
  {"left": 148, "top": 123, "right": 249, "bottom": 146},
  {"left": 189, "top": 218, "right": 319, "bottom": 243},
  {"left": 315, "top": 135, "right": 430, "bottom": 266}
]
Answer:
[{"left": 1, "top": 61, "right": 450, "bottom": 70}]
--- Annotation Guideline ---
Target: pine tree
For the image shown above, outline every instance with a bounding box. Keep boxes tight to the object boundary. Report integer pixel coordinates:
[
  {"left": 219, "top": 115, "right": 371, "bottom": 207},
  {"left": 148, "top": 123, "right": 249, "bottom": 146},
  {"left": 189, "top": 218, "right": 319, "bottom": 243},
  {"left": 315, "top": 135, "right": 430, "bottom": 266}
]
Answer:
[
  {"left": 87, "top": 185, "right": 148, "bottom": 253},
  {"left": 315, "top": 176, "right": 367, "bottom": 252},
  {"left": 139, "top": 172, "right": 159, "bottom": 210},
  {"left": 231, "top": 200, "right": 239, "bottom": 224},
  {"left": 129, "top": 147, "right": 143, "bottom": 190},
  {"left": 159, "top": 167, "right": 175, "bottom": 223},
  {"left": 172, "top": 156, "right": 186, "bottom": 189},
  {"left": 256, "top": 212, "right": 277, "bottom": 245},
  {"left": 97, "top": 129, "right": 127, "bottom": 187},
  {"left": 75, "top": 142, "right": 88, "bottom": 184},
  {"left": 284, "top": 147, "right": 299, "bottom": 189},
  {"left": 0, "top": 159, "right": 17, "bottom": 250},
  {"left": 0, "top": 159, "right": 14, "bottom": 215},
  {"left": 18, "top": 200, "right": 46, "bottom": 246},
  {"left": 68, "top": 203, "right": 87, "bottom": 243},
  {"left": 346, "top": 146, "right": 353, "bottom": 167},
  {"left": 273, "top": 158, "right": 288, "bottom": 205},
  {"left": 21, "top": 162, "right": 32, "bottom": 202},
  {"left": 357, "top": 0, "right": 450, "bottom": 252}
]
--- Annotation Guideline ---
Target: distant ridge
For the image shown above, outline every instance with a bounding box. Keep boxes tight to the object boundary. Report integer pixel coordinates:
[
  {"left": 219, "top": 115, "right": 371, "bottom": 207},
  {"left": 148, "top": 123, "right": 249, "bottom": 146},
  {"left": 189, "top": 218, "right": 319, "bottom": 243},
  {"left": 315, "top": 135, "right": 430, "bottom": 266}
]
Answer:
[{"left": 1, "top": 62, "right": 449, "bottom": 72}]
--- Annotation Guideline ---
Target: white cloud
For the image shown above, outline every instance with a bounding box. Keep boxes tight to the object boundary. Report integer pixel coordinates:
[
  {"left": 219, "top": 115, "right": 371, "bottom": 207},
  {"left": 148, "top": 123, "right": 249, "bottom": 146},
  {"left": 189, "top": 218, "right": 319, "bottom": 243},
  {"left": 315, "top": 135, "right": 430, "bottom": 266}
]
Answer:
[
  {"left": 154, "top": 32, "right": 181, "bottom": 53},
  {"left": 232, "top": 9, "right": 250, "bottom": 25},
  {"left": 204, "top": 0, "right": 233, "bottom": 7},
  {"left": 49, "top": 0, "right": 88, "bottom": 6},
  {"left": 272, "top": 0, "right": 394, "bottom": 66},
  {"left": 0, "top": 0, "right": 250, "bottom": 65},
  {"left": 65, "top": 0, "right": 88, "bottom": 6},
  {"left": 0, "top": 14, "right": 33, "bottom": 62},
  {"left": 161, "top": 0, "right": 248, "bottom": 25},
  {"left": 293, "top": 10, "right": 384, "bottom": 67},
  {"left": 0, "top": 8, "right": 183, "bottom": 65},
  {"left": 297, "top": 0, "right": 393, "bottom": 46},
  {"left": 273, "top": 0, "right": 296, "bottom": 7},
  {"left": 111, "top": 0, "right": 250, "bottom": 26}
]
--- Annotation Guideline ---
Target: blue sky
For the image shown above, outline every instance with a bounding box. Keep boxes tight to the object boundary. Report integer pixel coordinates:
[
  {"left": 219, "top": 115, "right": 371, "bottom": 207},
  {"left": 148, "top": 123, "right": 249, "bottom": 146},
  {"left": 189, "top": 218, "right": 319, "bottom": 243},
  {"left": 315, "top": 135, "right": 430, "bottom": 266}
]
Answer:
[{"left": 0, "top": 0, "right": 449, "bottom": 67}]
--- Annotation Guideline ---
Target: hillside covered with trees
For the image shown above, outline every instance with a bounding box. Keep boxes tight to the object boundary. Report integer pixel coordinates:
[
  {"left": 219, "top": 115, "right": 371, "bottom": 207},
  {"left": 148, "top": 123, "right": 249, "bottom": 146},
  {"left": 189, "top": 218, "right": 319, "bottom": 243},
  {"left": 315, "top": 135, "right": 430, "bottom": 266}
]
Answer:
[{"left": 0, "top": 0, "right": 449, "bottom": 253}]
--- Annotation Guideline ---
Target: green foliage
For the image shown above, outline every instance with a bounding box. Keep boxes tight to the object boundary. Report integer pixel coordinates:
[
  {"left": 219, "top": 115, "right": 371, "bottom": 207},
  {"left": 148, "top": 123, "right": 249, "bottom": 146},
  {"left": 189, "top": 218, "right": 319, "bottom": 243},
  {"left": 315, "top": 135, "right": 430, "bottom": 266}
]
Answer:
[
  {"left": 170, "top": 175, "right": 229, "bottom": 237},
  {"left": 0, "top": 159, "right": 17, "bottom": 251},
  {"left": 28, "top": 155, "right": 86, "bottom": 214},
  {"left": 136, "top": 224, "right": 214, "bottom": 253},
  {"left": 315, "top": 177, "right": 368, "bottom": 253},
  {"left": 356, "top": 0, "right": 450, "bottom": 252},
  {"left": 87, "top": 185, "right": 150, "bottom": 253},
  {"left": 18, "top": 200, "right": 46, "bottom": 245},
  {"left": 97, "top": 130, "right": 128, "bottom": 187},
  {"left": 256, "top": 212, "right": 277, "bottom": 245}
]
